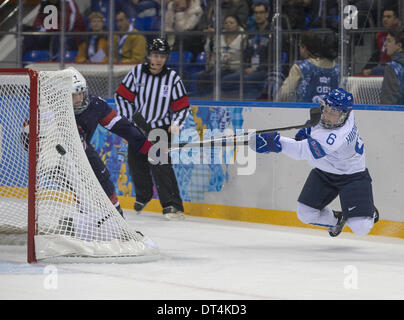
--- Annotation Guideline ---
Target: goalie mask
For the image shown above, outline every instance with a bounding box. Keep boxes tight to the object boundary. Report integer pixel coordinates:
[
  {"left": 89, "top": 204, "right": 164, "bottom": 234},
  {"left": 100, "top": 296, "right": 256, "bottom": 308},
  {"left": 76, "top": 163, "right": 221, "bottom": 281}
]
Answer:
[
  {"left": 320, "top": 88, "right": 354, "bottom": 129},
  {"left": 67, "top": 67, "right": 89, "bottom": 115}
]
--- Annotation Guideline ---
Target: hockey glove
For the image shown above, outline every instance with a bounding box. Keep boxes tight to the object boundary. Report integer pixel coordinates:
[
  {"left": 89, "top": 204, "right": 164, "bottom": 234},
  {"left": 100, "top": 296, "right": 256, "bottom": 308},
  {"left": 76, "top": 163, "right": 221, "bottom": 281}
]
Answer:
[
  {"left": 254, "top": 132, "right": 282, "bottom": 153},
  {"left": 294, "top": 121, "right": 311, "bottom": 141}
]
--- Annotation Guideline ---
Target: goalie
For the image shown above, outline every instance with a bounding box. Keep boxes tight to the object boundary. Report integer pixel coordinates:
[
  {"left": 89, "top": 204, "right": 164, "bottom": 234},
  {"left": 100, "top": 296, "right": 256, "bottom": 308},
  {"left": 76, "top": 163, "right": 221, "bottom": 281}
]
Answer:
[
  {"left": 15, "top": 66, "right": 154, "bottom": 220},
  {"left": 68, "top": 66, "right": 154, "bottom": 217},
  {"left": 251, "top": 88, "right": 379, "bottom": 237},
  {"left": 20, "top": 67, "right": 153, "bottom": 218}
]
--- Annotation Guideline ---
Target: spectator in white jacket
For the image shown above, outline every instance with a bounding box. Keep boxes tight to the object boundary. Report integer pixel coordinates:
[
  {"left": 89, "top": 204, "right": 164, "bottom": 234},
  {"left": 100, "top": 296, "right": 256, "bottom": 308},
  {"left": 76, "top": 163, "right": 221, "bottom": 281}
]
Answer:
[
  {"left": 165, "top": 0, "right": 203, "bottom": 58},
  {"left": 197, "top": 14, "right": 246, "bottom": 95}
]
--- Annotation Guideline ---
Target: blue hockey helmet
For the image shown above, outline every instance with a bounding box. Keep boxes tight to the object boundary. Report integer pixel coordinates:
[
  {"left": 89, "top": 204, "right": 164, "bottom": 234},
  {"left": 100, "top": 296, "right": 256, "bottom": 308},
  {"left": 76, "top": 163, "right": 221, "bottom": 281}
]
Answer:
[{"left": 320, "top": 88, "right": 354, "bottom": 129}]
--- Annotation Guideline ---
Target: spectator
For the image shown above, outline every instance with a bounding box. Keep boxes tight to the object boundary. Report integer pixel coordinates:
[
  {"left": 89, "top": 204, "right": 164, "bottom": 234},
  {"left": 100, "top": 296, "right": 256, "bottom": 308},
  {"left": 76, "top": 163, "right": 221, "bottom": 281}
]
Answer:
[
  {"left": 25, "top": 0, "right": 86, "bottom": 60},
  {"left": 126, "top": 0, "right": 160, "bottom": 20},
  {"left": 113, "top": 11, "right": 147, "bottom": 64},
  {"left": 282, "top": 0, "right": 311, "bottom": 29},
  {"left": 380, "top": 28, "right": 404, "bottom": 105},
  {"left": 75, "top": 12, "right": 108, "bottom": 63},
  {"left": 165, "top": 0, "right": 204, "bottom": 58},
  {"left": 304, "top": 0, "right": 339, "bottom": 30},
  {"left": 279, "top": 31, "right": 339, "bottom": 102},
  {"left": 245, "top": 0, "right": 270, "bottom": 29},
  {"left": 197, "top": 14, "right": 247, "bottom": 95},
  {"left": 362, "top": 6, "right": 400, "bottom": 75},
  {"left": 197, "top": 0, "right": 250, "bottom": 33},
  {"left": 221, "top": 1, "right": 270, "bottom": 97},
  {"left": 90, "top": 0, "right": 126, "bottom": 25},
  {"left": 220, "top": 0, "right": 250, "bottom": 27}
]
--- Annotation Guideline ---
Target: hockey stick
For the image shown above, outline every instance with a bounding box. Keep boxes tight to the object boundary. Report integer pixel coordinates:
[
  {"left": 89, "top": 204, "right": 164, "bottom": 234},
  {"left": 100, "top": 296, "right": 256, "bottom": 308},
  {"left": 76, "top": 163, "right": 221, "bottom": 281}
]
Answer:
[
  {"left": 132, "top": 113, "right": 151, "bottom": 136},
  {"left": 133, "top": 107, "right": 321, "bottom": 151}
]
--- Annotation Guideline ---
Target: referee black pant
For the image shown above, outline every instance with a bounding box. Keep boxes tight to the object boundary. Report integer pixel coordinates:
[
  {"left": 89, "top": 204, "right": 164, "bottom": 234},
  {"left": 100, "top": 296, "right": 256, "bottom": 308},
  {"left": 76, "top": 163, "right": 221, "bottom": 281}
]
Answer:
[{"left": 127, "top": 132, "right": 184, "bottom": 212}]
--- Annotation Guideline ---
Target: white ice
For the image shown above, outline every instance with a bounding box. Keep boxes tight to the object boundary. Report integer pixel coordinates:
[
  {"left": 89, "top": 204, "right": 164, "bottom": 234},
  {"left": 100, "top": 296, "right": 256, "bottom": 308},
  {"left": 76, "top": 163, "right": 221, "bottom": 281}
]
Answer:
[{"left": 1, "top": 210, "right": 404, "bottom": 300}]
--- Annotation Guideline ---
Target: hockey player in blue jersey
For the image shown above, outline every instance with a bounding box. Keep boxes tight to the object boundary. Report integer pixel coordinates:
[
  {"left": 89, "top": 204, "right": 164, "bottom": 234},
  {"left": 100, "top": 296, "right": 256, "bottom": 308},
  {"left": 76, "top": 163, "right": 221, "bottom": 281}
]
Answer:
[
  {"left": 252, "top": 88, "right": 379, "bottom": 237},
  {"left": 69, "top": 67, "right": 153, "bottom": 217}
]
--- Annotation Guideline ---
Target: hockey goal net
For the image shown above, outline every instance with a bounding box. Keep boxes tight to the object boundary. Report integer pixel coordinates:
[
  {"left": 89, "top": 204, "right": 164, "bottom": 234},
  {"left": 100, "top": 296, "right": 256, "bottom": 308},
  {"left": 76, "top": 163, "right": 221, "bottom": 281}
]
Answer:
[
  {"left": 346, "top": 76, "right": 383, "bottom": 105},
  {"left": 0, "top": 68, "right": 159, "bottom": 263},
  {"left": 26, "top": 63, "right": 133, "bottom": 98}
]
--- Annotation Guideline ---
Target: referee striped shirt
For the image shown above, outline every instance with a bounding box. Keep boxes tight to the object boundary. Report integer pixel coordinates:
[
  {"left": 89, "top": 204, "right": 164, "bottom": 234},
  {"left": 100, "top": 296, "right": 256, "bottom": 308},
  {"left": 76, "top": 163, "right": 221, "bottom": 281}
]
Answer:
[{"left": 114, "top": 63, "right": 190, "bottom": 129}]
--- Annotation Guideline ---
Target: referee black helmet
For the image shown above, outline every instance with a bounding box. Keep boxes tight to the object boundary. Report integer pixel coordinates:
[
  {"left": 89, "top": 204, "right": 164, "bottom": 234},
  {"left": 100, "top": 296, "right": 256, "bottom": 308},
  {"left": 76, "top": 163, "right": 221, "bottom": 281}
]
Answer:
[{"left": 147, "top": 38, "right": 170, "bottom": 56}]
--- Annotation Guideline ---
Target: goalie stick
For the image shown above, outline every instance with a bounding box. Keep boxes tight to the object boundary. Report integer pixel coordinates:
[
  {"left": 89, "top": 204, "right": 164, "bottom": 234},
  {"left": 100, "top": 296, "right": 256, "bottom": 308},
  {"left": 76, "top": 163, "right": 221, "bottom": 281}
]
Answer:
[{"left": 132, "top": 106, "right": 321, "bottom": 152}]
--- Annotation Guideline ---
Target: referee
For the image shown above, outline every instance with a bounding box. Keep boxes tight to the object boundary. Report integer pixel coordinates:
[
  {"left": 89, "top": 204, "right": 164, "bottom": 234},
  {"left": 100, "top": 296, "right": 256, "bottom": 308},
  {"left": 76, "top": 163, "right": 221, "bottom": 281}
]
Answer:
[{"left": 114, "top": 37, "right": 189, "bottom": 220}]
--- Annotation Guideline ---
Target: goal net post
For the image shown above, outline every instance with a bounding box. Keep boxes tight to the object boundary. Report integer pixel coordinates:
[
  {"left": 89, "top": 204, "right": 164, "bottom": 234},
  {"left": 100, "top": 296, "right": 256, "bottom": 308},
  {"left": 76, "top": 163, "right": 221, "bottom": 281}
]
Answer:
[{"left": 0, "top": 68, "right": 159, "bottom": 263}]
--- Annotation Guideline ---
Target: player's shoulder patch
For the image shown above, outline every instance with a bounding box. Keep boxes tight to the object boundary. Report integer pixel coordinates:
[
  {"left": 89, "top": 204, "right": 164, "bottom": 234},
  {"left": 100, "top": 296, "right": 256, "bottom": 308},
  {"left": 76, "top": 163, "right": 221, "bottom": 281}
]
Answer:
[{"left": 307, "top": 137, "right": 327, "bottom": 159}]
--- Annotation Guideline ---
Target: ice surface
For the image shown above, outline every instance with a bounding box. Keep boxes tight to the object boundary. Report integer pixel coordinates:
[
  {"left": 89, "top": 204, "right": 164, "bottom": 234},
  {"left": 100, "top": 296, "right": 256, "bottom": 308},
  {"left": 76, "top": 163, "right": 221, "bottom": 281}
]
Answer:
[{"left": 1, "top": 210, "right": 404, "bottom": 300}]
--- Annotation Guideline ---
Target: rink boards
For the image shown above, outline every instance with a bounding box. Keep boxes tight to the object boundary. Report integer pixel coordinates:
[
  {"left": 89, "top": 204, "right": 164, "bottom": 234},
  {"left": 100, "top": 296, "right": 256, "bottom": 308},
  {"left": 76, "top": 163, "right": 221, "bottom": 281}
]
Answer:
[
  {"left": 2, "top": 99, "right": 404, "bottom": 239},
  {"left": 101, "top": 100, "right": 403, "bottom": 239}
]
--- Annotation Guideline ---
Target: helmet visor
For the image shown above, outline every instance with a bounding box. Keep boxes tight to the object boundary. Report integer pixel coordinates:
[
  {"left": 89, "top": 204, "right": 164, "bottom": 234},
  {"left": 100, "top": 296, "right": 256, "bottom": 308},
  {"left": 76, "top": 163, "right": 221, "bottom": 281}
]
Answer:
[
  {"left": 320, "top": 100, "right": 349, "bottom": 129},
  {"left": 72, "top": 88, "right": 89, "bottom": 114}
]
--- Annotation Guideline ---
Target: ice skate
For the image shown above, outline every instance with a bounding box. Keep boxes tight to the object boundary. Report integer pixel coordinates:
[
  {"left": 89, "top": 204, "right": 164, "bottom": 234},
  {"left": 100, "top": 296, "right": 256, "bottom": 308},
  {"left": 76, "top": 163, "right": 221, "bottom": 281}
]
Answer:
[
  {"left": 134, "top": 201, "right": 147, "bottom": 215},
  {"left": 374, "top": 206, "right": 379, "bottom": 223},
  {"left": 163, "top": 206, "right": 185, "bottom": 221},
  {"left": 328, "top": 210, "right": 346, "bottom": 237}
]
